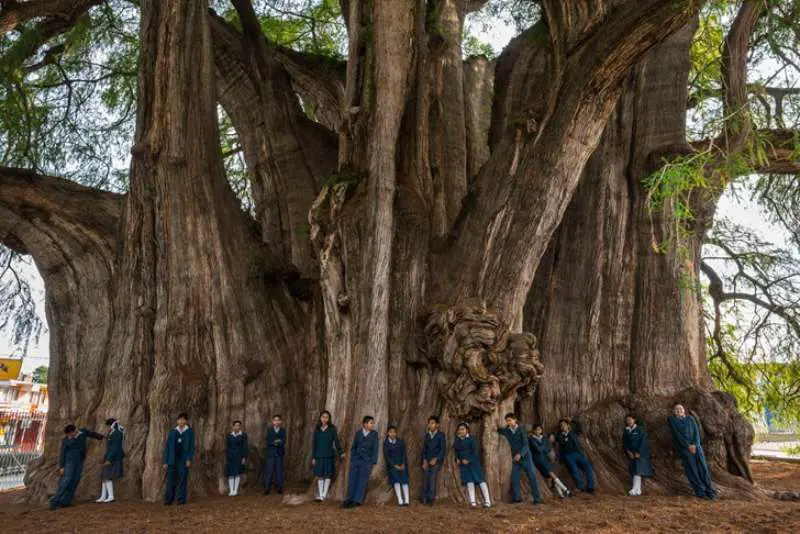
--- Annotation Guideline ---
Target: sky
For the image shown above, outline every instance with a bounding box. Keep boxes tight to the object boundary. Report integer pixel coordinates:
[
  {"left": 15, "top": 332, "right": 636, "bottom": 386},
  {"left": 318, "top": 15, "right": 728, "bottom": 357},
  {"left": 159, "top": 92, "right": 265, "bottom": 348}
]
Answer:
[{"left": 0, "top": 6, "right": 793, "bottom": 374}]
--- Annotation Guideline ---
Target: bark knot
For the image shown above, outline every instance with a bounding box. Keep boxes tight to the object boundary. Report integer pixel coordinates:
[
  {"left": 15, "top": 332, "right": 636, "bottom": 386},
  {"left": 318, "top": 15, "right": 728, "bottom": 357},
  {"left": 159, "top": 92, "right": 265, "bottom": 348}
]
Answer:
[{"left": 422, "top": 303, "right": 544, "bottom": 420}]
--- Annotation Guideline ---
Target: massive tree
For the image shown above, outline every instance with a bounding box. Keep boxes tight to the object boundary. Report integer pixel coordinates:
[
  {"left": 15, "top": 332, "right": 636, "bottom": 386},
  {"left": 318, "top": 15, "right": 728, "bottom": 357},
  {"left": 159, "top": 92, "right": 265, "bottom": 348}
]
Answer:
[{"left": 1, "top": 0, "right": 798, "bottom": 504}]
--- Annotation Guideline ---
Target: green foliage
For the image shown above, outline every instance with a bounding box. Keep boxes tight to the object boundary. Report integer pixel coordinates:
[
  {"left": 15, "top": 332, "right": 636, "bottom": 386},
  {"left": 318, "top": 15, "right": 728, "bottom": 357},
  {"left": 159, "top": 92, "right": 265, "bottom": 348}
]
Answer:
[
  {"left": 462, "top": 34, "right": 496, "bottom": 59},
  {"left": 782, "top": 445, "right": 800, "bottom": 455},
  {"left": 223, "top": 0, "right": 346, "bottom": 59},
  {"left": 32, "top": 365, "right": 48, "bottom": 384}
]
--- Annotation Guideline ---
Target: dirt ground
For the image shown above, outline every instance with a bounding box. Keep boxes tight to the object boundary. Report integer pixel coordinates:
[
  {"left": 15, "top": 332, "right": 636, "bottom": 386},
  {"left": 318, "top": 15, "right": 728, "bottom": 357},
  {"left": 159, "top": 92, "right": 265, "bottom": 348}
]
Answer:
[{"left": 2, "top": 460, "right": 799, "bottom": 534}]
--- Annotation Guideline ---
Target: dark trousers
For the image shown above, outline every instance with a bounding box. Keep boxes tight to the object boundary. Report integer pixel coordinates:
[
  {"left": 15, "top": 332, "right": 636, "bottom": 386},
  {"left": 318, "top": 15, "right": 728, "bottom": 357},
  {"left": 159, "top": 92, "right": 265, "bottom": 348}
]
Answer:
[
  {"left": 265, "top": 456, "right": 284, "bottom": 490},
  {"left": 422, "top": 463, "right": 441, "bottom": 502},
  {"left": 563, "top": 452, "right": 595, "bottom": 491},
  {"left": 165, "top": 463, "right": 189, "bottom": 504},
  {"left": 50, "top": 461, "right": 82, "bottom": 508},
  {"left": 680, "top": 450, "right": 716, "bottom": 498},
  {"left": 511, "top": 456, "right": 542, "bottom": 503},
  {"left": 345, "top": 461, "right": 373, "bottom": 504}
]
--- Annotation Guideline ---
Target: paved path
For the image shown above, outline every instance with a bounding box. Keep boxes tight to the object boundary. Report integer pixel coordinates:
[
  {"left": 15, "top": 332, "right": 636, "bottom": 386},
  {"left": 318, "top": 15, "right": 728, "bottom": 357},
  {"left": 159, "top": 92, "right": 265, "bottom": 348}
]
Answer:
[{"left": 752, "top": 440, "right": 800, "bottom": 460}]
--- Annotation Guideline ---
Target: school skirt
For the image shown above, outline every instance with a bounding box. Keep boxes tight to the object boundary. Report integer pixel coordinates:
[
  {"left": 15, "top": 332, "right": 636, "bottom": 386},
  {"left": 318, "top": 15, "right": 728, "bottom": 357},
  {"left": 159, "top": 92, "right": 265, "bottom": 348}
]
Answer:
[
  {"left": 458, "top": 462, "right": 484, "bottom": 485},
  {"left": 387, "top": 465, "right": 409, "bottom": 485},
  {"left": 532, "top": 455, "right": 554, "bottom": 477},
  {"left": 225, "top": 457, "right": 246, "bottom": 477},
  {"left": 102, "top": 460, "right": 124, "bottom": 480},
  {"left": 314, "top": 457, "right": 335, "bottom": 478}
]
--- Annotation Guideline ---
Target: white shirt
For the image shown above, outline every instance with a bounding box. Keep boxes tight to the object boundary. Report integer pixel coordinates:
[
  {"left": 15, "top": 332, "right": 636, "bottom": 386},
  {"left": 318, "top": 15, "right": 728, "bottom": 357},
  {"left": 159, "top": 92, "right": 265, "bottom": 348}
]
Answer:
[
  {"left": 428, "top": 431, "right": 438, "bottom": 439},
  {"left": 362, "top": 429, "right": 370, "bottom": 437}
]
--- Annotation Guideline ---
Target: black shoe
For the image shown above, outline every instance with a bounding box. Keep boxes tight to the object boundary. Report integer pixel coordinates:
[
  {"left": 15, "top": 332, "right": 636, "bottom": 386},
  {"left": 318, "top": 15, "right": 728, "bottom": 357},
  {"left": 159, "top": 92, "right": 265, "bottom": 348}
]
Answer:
[
  {"left": 163, "top": 501, "right": 173, "bottom": 506},
  {"left": 587, "top": 488, "right": 595, "bottom": 495},
  {"left": 264, "top": 490, "right": 271, "bottom": 495},
  {"left": 340, "top": 500, "right": 352, "bottom": 509},
  {"left": 533, "top": 499, "right": 543, "bottom": 505},
  {"left": 277, "top": 488, "right": 283, "bottom": 494},
  {"left": 511, "top": 499, "right": 523, "bottom": 504},
  {"left": 48, "top": 502, "right": 58, "bottom": 511}
]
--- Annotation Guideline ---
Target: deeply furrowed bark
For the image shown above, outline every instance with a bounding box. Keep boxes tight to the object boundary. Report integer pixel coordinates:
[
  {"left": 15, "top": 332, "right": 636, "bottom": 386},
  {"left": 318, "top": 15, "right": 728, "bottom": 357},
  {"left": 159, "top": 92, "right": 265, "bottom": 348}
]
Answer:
[
  {"left": 524, "top": 21, "right": 756, "bottom": 496},
  {"left": 2, "top": 0, "right": 762, "bottom": 506},
  {"left": 0, "top": 168, "right": 120, "bottom": 499}
]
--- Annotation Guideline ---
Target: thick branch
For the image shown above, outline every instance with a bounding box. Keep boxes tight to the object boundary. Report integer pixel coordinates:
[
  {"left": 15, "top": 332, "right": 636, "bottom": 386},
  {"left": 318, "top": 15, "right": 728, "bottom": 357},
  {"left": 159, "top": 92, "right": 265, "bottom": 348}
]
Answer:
[
  {"left": 212, "top": 4, "right": 337, "bottom": 276},
  {"left": 0, "top": 0, "right": 101, "bottom": 34},
  {"left": 721, "top": 0, "right": 765, "bottom": 149},
  {"left": 688, "top": 128, "right": 800, "bottom": 175},
  {"left": 435, "top": 0, "right": 699, "bottom": 316},
  {"left": 0, "top": 166, "right": 121, "bottom": 257},
  {"left": 0, "top": 0, "right": 101, "bottom": 74}
]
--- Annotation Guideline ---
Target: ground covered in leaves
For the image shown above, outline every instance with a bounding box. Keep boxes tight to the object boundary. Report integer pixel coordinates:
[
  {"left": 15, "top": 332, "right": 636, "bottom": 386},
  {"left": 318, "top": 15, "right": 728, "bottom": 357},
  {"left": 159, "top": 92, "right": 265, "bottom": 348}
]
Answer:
[{"left": 2, "top": 460, "right": 799, "bottom": 533}]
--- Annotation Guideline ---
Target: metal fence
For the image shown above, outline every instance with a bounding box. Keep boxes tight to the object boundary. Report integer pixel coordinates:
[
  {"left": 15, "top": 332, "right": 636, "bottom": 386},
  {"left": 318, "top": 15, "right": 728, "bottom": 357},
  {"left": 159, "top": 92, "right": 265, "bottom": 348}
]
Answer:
[{"left": 0, "top": 409, "right": 46, "bottom": 491}]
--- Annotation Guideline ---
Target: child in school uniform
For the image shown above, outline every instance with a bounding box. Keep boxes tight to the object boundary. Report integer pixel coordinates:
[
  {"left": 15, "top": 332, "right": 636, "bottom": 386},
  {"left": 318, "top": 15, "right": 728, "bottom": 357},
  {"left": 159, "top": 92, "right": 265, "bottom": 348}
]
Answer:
[
  {"left": 225, "top": 420, "right": 248, "bottom": 496},
  {"left": 162, "top": 412, "right": 195, "bottom": 505},
  {"left": 421, "top": 415, "right": 446, "bottom": 505},
  {"left": 96, "top": 418, "right": 124, "bottom": 503},
  {"left": 623, "top": 413, "right": 653, "bottom": 496},
  {"left": 383, "top": 424, "right": 410, "bottom": 506},
  {"left": 341, "top": 415, "right": 379, "bottom": 508},
  {"left": 49, "top": 424, "right": 104, "bottom": 510},
  {"left": 264, "top": 414, "right": 286, "bottom": 494},
  {"left": 528, "top": 424, "right": 571, "bottom": 498},
  {"left": 312, "top": 410, "right": 345, "bottom": 502},
  {"left": 668, "top": 403, "right": 716, "bottom": 499},
  {"left": 555, "top": 416, "right": 596, "bottom": 494},
  {"left": 454, "top": 422, "right": 491, "bottom": 508},
  {"left": 497, "top": 412, "right": 543, "bottom": 505}
]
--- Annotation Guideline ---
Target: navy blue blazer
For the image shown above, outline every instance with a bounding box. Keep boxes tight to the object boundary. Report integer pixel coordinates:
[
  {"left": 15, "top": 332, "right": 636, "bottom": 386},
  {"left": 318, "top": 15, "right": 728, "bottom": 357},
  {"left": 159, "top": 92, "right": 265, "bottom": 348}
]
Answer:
[
  {"left": 383, "top": 438, "right": 407, "bottom": 467},
  {"left": 350, "top": 430, "right": 379, "bottom": 465},
  {"left": 59, "top": 428, "right": 103, "bottom": 468},
  {"left": 498, "top": 425, "right": 531, "bottom": 458},
  {"left": 668, "top": 415, "right": 703, "bottom": 454},
  {"left": 312, "top": 425, "right": 343, "bottom": 458},
  {"left": 453, "top": 435, "right": 480, "bottom": 464},
  {"left": 556, "top": 421, "right": 586, "bottom": 456},
  {"left": 623, "top": 424, "right": 654, "bottom": 477},
  {"left": 163, "top": 426, "right": 195, "bottom": 466},
  {"left": 528, "top": 434, "right": 551, "bottom": 459},
  {"left": 104, "top": 428, "right": 125, "bottom": 462},
  {"left": 422, "top": 431, "right": 446, "bottom": 463},
  {"left": 265, "top": 426, "right": 287, "bottom": 457}
]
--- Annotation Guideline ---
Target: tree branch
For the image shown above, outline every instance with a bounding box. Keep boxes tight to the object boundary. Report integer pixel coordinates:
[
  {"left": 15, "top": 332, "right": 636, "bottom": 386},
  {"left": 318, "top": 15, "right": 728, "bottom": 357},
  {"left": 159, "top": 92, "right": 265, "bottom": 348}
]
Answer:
[
  {"left": 213, "top": 2, "right": 337, "bottom": 276},
  {"left": 0, "top": 166, "right": 121, "bottom": 268},
  {"left": 701, "top": 259, "right": 800, "bottom": 340},
  {"left": 0, "top": 0, "right": 102, "bottom": 74},
  {"left": 435, "top": 0, "right": 700, "bottom": 313}
]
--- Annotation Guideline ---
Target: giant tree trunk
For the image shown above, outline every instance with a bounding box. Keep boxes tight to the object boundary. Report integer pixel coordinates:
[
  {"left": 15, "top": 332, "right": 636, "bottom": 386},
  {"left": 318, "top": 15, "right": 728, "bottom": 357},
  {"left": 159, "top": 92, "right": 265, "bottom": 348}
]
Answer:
[
  {"left": 0, "top": 0, "right": 758, "bottom": 505},
  {"left": 524, "top": 22, "right": 755, "bottom": 496}
]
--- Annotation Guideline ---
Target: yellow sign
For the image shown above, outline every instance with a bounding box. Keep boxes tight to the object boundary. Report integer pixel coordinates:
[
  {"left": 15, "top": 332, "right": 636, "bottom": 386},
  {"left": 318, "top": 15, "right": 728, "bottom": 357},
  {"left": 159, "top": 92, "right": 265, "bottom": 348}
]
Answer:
[{"left": 0, "top": 358, "right": 23, "bottom": 381}]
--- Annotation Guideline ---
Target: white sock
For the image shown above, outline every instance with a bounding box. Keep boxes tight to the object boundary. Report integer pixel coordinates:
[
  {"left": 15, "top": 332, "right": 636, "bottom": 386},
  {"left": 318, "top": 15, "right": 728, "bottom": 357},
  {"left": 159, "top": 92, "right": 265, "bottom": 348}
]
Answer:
[
  {"left": 467, "top": 482, "right": 476, "bottom": 505},
  {"left": 479, "top": 482, "right": 491, "bottom": 506},
  {"left": 554, "top": 477, "right": 569, "bottom": 495},
  {"left": 402, "top": 484, "right": 410, "bottom": 505},
  {"left": 234, "top": 475, "right": 240, "bottom": 495},
  {"left": 96, "top": 481, "right": 108, "bottom": 502},
  {"left": 105, "top": 480, "right": 114, "bottom": 501},
  {"left": 322, "top": 478, "right": 331, "bottom": 499},
  {"left": 632, "top": 475, "right": 642, "bottom": 496},
  {"left": 393, "top": 483, "right": 403, "bottom": 505},
  {"left": 318, "top": 479, "right": 325, "bottom": 499},
  {"left": 228, "top": 476, "right": 235, "bottom": 495}
]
